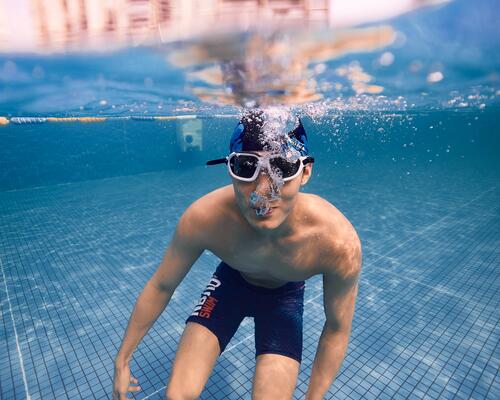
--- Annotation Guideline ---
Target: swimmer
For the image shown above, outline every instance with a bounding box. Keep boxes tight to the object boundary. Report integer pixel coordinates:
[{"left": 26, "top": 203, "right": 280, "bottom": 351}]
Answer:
[{"left": 112, "top": 110, "right": 362, "bottom": 400}]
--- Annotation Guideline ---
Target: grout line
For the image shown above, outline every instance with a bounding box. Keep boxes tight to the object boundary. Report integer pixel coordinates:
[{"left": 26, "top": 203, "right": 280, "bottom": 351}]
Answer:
[
  {"left": 366, "top": 265, "right": 496, "bottom": 310},
  {"left": 362, "top": 186, "right": 497, "bottom": 268},
  {"left": 309, "top": 300, "right": 323, "bottom": 310},
  {"left": 141, "top": 386, "right": 164, "bottom": 399},
  {"left": 0, "top": 256, "right": 31, "bottom": 400}
]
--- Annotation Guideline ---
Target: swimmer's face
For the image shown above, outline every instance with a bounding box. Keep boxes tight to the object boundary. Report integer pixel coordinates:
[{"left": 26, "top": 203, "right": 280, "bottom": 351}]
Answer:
[{"left": 231, "top": 150, "right": 313, "bottom": 231}]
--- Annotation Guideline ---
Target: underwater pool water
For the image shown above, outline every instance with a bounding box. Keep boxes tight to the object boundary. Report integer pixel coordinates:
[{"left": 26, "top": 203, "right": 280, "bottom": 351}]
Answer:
[
  {"left": 1, "top": 0, "right": 499, "bottom": 399},
  {"left": 0, "top": 108, "right": 498, "bottom": 399}
]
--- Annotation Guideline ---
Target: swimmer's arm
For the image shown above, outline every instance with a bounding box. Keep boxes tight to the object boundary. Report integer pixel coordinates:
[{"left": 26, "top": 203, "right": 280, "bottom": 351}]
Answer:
[
  {"left": 305, "top": 240, "right": 362, "bottom": 400},
  {"left": 114, "top": 204, "right": 207, "bottom": 368}
]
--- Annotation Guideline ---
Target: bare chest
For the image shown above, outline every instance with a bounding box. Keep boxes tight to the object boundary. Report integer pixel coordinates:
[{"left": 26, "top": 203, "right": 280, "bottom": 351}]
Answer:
[{"left": 208, "top": 232, "right": 322, "bottom": 287}]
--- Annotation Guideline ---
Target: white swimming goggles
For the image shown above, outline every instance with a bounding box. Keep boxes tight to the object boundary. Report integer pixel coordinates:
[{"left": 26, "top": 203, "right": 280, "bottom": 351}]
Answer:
[{"left": 206, "top": 152, "right": 314, "bottom": 182}]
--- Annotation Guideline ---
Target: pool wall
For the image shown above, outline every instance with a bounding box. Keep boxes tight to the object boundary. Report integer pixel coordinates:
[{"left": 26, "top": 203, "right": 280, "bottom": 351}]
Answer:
[{"left": 1, "top": 109, "right": 497, "bottom": 192}]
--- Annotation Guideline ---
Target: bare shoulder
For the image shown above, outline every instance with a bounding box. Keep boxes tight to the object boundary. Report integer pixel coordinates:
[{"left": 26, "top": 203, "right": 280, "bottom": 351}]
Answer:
[
  {"left": 178, "top": 185, "right": 235, "bottom": 243},
  {"left": 182, "top": 184, "right": 234, "bottom": 223},
  {"left": 302, "top": 193, "right": 362, "bottom": 279}
]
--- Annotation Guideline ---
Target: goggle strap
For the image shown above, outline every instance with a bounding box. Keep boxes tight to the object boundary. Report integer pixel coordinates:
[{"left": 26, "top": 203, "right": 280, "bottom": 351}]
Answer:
[
  {"left": 207, "top": 154, "right": 314, "bottom": 167},
  {"left": 206, "top": 158, "right": 228, "bottom": 166}
]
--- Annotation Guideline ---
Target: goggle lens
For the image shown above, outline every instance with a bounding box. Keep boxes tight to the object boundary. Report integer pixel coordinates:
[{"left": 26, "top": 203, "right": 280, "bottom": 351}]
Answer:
[
  {"left": 270, "top": 157, "right": 301, "bottom": 178},
  {"left": 229, "top": 155, "right": 259, "bottom": 179},
  {"left": 229, "top": 154, "right": 301, "bottom": 180}
]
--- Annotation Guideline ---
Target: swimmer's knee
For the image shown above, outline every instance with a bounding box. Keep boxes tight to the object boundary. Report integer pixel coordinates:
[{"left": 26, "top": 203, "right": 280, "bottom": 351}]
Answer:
[{"left": 165, "top": 382, "right": 202, "bottom": 400}]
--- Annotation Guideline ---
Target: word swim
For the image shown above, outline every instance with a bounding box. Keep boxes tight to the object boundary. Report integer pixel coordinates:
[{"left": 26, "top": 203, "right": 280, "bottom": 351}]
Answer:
[{"left": 191, "top": 276, "right": 221, "bottom": 318}]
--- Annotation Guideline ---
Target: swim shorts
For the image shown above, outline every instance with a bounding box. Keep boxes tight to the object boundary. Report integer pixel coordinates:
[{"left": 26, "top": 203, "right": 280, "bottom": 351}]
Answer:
[{"left": 186, "top": 261, "right": 306, "bottom": 363}]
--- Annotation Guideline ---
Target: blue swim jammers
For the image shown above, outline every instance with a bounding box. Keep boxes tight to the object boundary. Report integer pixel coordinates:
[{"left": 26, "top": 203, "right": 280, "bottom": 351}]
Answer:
[{"left": 186, "top": 261, "right": 306, "bottom": 363}]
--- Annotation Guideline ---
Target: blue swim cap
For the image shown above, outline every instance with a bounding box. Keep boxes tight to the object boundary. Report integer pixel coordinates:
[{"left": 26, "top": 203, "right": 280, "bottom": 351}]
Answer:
[{"left": 229, "top": 111, "right": 309, "bottom": 156}]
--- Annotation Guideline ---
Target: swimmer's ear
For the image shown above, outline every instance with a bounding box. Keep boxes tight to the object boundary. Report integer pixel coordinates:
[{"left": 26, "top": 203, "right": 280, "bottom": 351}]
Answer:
[{"left": 300, "top": 163, "right": 313, "bottom": 186}]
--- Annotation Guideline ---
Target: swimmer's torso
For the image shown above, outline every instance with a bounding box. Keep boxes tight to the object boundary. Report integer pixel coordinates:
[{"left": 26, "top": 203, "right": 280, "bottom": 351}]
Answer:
[{"left": 195, "top": 185, "right": 354, "bottom": 288}]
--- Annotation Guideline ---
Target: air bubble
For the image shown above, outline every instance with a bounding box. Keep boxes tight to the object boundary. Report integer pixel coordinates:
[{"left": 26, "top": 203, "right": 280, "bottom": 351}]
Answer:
[
  {"left": 378, "top": 52, "right": 395, "bottom": 66},
  {"left": 427, "top": 71, "right": 443, "bottom": 83}
]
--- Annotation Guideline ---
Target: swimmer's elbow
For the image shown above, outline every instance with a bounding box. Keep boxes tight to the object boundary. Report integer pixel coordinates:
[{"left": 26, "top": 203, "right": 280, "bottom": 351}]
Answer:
[{"left": 149, "top": 273, "right": 174, "bottom": 293}]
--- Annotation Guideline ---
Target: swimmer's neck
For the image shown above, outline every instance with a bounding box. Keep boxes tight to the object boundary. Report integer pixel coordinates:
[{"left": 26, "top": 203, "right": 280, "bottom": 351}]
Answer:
[{"left": 252, "top": 223, "right": 294, "bottom": 242}]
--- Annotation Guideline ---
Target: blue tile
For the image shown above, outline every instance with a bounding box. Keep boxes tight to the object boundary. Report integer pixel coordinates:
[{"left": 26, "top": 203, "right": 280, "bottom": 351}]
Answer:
[{"left": 1, "top": 167, "right": 498, "bottom": 399}]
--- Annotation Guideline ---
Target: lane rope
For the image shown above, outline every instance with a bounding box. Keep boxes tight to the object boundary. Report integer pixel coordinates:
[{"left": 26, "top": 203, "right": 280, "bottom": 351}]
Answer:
[{"left": 0, "top": 115, "right": 239, "bottom": 125}]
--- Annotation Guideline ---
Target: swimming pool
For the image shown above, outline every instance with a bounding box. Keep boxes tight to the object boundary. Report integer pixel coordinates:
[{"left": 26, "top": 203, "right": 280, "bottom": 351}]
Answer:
[{"left": 1, "top": 1, "right": 499, "bottom": 399}]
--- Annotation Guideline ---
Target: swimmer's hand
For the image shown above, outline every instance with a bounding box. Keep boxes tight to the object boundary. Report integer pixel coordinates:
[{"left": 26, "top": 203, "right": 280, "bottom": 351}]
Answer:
[{"left": 112, "top": 362, "right": 141, "bottom": 399}]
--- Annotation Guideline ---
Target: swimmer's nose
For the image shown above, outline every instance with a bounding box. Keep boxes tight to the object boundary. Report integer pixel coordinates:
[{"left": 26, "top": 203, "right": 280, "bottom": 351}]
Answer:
[
  {"left": 255, "top": 170, "right": 273, "bottom": 187},
  {"left": 254, "top": 171, "right": 280, "bottom": 195}
]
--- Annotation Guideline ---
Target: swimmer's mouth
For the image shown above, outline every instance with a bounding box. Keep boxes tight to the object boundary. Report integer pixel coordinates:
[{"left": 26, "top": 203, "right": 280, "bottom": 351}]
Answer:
[{"left": 252, "top": 207, "right": 277, "bottom": 216}]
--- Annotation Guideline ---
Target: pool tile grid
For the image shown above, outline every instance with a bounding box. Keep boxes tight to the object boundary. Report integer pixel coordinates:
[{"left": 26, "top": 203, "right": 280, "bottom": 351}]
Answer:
[
  {"left": 1, "top": 257, "right": 32, "bottom": 400},
  {"left": 363, "top": 214, "right": 499, "bottom": 312},
  {"left": 346, "top": 272, "right": 498, "bottom": 400},
  {"left": 0, "top": 186, "right": 197, "bottom": 398},
  {"left": 322, "top": 188, "right": 498, "bottom": 398},
  {"left": 0, "top": 168, "right": 499, "bottom": 399},
  {"left": 0, "top": 255, "right": 124, "bottom": 399},
  {"left": 294, "top": 276, "right": 497, "bottom": 399}
]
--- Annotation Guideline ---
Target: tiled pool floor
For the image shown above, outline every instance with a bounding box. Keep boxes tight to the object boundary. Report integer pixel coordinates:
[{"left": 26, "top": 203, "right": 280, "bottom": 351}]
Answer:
[{"left": 1, "top": 162, "right": 498, "bottom": 399}]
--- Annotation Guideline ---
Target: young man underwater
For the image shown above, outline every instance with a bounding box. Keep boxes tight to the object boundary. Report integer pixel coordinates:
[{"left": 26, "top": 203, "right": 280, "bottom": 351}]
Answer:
[{"left": 112, "top": 110, "right": 362, "bottom": 400}]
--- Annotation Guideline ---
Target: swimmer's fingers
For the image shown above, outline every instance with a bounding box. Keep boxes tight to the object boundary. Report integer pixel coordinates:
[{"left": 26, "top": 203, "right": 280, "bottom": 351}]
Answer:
[
  {"left": 112, "top": 366, "right": 140, "bottom": 399},
  {"left": 128, "top": 384, "right": 142, "bottom": 392},
  {"left": 113, "top": 386, "right": 141, "bottom": 400},
  {"left": 128, "top": 376, "right": 141, "bottom": 392},
  {"left": 129, "top": 376, "right": 141, "bottom": 392}
]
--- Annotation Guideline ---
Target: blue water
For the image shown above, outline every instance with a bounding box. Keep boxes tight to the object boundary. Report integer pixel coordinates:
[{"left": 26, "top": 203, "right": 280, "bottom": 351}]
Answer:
[
  {"left": 0, "top": 110, "right": 498, "bottom": 399},
  {"left": 1, "top": 0, "right": 499, "bottom": 399}
]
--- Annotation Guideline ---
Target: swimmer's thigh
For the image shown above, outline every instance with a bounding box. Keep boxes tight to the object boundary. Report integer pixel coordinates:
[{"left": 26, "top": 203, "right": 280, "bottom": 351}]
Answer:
[
  {"left": 166, "top": 322, "right": 220, "bottom": 399},
  {"left": 252, "top": 286, "right": 304, "bottom": 399},
  {"left": 167, "top": 263, "right": 245, "bottom": 398},
  {"left": 252, "top": 353, "right": 300, "bottom": 400}
]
